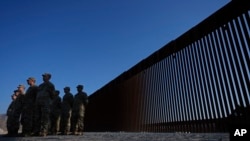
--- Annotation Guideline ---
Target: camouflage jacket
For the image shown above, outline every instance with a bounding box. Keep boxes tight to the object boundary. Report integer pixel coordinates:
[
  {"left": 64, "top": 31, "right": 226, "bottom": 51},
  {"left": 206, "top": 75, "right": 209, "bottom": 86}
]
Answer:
[
  {"left": 62, "top": 93, "right": 74, "bottom": 112},
  {"left": 13, "top": 94, "right": 25, "bottom": 118},
  {"left": 51, "top": 95, "right": 62, "bottom": 115},
  {"left": 72, "top": 92, "right": 88, "bottom": 115},
  {"left": 6, "top": 100, "right": 16, "bottom": 116},
  {"left": 36, "top": 81, "right": 55, "bottom": 101},
  {"left": 23, "top": 85, "right": 38, "bottom": 109}
]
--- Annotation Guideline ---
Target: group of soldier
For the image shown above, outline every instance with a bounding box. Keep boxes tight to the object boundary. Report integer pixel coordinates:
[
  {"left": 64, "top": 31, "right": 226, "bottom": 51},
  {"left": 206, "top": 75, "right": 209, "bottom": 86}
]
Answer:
[{"left": 5, "top": 73, "right": 88, "bottom": 137}]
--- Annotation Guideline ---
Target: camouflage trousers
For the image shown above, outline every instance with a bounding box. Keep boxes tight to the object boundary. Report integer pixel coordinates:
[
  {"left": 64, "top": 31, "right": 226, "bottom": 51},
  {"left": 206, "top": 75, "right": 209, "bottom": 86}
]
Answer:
[
  {"left": 50, "top": 114, "right": 60, "bottom": 134},
  {"left": 7, "top": 115, "right": 20, "bottom": 135},
  {"left": 71, "top": 114, "right": 84, "bottom": 133},
  {"left": 34, "top": 100, "right": 50, "bottom": 134},
  {"left": 21, "top": 107, "right": 35, "bottom": 135},
  {"left": 60, "top": 111, "right": 72, "bottom": 133}
]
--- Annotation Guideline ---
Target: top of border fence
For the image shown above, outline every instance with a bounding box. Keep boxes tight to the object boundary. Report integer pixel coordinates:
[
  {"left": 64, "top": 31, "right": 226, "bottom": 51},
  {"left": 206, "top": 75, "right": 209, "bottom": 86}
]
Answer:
[{"left": 89, "top": 0, "right": 250, "bottom": 98}]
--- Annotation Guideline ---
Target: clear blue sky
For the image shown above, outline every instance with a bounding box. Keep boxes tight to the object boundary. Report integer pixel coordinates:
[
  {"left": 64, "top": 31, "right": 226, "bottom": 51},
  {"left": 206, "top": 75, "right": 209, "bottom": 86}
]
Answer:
[{"left": 0, "top": 0, "right": 229, "bottom": 114}]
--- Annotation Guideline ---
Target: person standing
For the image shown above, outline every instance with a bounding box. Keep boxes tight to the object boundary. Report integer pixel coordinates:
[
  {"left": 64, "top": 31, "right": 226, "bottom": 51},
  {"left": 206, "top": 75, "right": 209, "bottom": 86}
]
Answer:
[
  {"left": 14, "top": 85, "right": 26, "bottom": 135},
  {"left": 34, "top": 73, "right": 55, "bottom": 137},
  {"left": 60, "top": 87, "right": 74, "bottom": 135},
  {"left": 5, "top": 85, "right": 25, "bottom": 137},
  {"left": 5, "top": 91, "right": 18, "bottom": 137},
  {"left": 21, "top": 77, "right": 38, "bottom": 137},
  {"left": 71, "top": 85, "right": 88, "bottom": 135},
  {"left": 50, "top": 90, "right": 61, "bottom": 135}
]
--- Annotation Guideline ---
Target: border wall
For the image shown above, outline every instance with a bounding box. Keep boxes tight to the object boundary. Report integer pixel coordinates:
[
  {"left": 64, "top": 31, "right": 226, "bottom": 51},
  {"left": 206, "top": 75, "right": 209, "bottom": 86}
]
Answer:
[{"left": 85, "top": 0, "right": 250, "bottom": 132}]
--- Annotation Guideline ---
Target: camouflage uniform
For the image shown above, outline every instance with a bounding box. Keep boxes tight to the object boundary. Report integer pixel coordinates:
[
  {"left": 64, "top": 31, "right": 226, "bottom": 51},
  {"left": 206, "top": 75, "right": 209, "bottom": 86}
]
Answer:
[
  {"left": 34, "top": 73, "right": 55, "bottom": 136},
  {"left": 60, "top": 87, "right": 74, "bottom": 135},
  {"left": 6, "top": 85, "right": 25, "bottom": 137},
  {"left": 6, "top": 93, "right": 18, "bottom": 136},
  {"left": 71, "top": 85, "right": 88, "bottom": 135},
  {"left": 50, "top": 90, "right": 61, "bottom": 135},
  {"left": 21, "top": 77, "right": 38, "bottom": 136}
]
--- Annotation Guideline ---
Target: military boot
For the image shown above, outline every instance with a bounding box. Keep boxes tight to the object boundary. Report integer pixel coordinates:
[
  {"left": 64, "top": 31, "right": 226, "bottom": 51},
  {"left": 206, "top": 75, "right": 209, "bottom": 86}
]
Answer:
[
  {"left": 39, "top": 131, "right": 47, "bottom": 137},
  {"left": 71, "top": 131, "right": 78, "bottom": 135}
]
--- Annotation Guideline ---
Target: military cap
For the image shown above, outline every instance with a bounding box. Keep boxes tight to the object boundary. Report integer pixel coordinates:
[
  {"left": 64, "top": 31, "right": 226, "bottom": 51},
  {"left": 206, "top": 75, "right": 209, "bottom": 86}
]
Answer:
[
  {"left": 42, "top": 73, "right": 51, "bottom": 78},
  {"left": 27, "top": 77, "right": 36, "bottom": 81},
  {"left": 64, "top": 86, "right": 70, "bottom": 90},
  {"left": 76, "top": 85, "right": 84, "bottom": 89},
  {"left": 17, "top": 84, "right": 25, "bottom": 89},
  {"left": 13, "top": 90, "right": 19, "bottom": 93}
]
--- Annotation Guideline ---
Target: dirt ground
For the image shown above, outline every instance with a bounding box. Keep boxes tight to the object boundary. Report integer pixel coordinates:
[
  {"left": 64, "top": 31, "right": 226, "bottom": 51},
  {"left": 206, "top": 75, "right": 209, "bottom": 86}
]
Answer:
[{"left": 0, "top": 132, "right": 229, "bottom": 141}]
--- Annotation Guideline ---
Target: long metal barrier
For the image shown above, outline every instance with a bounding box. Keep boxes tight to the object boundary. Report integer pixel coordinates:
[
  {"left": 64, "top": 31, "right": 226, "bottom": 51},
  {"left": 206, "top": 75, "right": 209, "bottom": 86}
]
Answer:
[{"left": 85, "top": 0, "right": 250, "bottom": 132}]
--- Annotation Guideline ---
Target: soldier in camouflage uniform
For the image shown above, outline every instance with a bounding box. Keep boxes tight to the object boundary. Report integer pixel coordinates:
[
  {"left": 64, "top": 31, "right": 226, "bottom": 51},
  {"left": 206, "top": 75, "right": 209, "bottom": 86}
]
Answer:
[
  {"left": 5, "top": 85, "right": 25, "bottom": 137},
  {"left": 60, "top": 87, "right": 74, "bottom": 135},
  {"left": 34, "top": 73, "right": 55, "bottom": 136},
  {"left": 6, "top": 91, "right": 18, "bottom": 137},
  {"left": 15, "top": 85, "right": 26, "bottom": 135},
  {"left": 71, "top": 85, "right": 88, "bottom": 135},
  {"left": 21, "top": 77, "right": 38, "bottom": 137},
  {"left": 50, "top": 90, "right": 61, "bottom": 135}
]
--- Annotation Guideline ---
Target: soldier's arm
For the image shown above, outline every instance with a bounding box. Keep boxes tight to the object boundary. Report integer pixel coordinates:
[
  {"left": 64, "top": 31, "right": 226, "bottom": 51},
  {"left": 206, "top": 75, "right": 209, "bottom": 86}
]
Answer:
[
  {"left": 6, "top": 102, "right": 14, "bottom": 116},
  {"left": 14, "top": 96, "right": 23, "bottom": 118},
  {"left": 57, "top": 97, "right": 62, "bottom": 109},
  {"left": 70, "top": 95, "right": 74, "bottom": 107},
  {"left": 83, "top": 93, "right": 88, "bottom": 106},
  {"left": 48, "top": 83, "right": 56, "bottom": 98},
  {"left": 33, "top": 86, "right": 39, "bottom": 99}
]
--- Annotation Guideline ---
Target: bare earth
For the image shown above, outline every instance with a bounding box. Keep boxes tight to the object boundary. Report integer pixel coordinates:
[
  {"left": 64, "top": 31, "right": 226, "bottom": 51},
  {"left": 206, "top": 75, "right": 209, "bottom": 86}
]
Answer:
[{"left": 0, "top": 132, "right": 229, "bottom": 141}]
